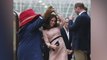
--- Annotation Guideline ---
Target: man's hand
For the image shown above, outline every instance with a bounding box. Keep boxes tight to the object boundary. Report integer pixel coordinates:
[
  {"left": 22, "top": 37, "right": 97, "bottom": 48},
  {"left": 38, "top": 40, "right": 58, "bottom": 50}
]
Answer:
[
  {"left": 68, "top": 16, "right": 74, "bottom": 20},
  {"left": 67, "top": 49, "right": 73, "bottom": 54}
]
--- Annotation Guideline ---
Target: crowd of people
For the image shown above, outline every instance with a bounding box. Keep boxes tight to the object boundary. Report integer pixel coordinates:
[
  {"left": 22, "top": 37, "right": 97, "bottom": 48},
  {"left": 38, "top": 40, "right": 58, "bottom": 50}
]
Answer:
[{"left": 17, "top": 2, "right": 90, "bottom": 60}]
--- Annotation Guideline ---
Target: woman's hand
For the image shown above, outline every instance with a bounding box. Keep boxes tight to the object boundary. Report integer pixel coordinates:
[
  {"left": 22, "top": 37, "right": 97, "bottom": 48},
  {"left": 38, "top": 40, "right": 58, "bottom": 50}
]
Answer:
[{"left": 50, "top": 44, "right": 58, "bottom": 51}]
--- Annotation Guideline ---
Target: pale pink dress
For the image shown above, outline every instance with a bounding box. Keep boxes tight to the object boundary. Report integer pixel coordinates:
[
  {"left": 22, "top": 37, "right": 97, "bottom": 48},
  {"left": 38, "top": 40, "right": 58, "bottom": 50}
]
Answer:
[{"left": 43, "top": 27, "right": 68, "bottom": 60}]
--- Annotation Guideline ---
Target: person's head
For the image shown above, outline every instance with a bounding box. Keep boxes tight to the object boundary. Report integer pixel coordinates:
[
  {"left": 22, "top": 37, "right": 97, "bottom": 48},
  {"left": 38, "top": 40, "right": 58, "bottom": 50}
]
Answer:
[
  {"left": 43, "top": 14, "right": 58, "bottom": 30},
  {"left": 84, "top": 7, "right": 88, "bottom": 12},
  {"left": 74, "top": 3, "right": 85, "bottom": 15},
  {"left": 64, "top": 18, "right": 69, "bottom": 30}
]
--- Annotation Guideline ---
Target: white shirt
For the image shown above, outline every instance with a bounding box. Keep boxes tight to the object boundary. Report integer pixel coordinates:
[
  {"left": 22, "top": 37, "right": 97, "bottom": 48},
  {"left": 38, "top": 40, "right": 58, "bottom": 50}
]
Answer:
[
  {"left": 79, "top": 10, "right": 86, "bottom": 15},
  {"left": 63, "top": 27, "right": 69, "bottom": 40}
]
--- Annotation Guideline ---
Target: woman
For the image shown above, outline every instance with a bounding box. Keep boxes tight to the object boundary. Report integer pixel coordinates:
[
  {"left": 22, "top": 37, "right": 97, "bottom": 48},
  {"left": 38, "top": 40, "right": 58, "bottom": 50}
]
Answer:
[{"left": 42, "top": 9, "right": 68, "bottom": 60}]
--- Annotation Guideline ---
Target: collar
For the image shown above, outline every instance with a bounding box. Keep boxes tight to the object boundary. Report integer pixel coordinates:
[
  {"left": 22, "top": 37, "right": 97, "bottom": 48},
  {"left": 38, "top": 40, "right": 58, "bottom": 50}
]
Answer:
[
  {"left": 63, "top": 27, "right": 69, "bottom": 39},
  {"left": 63, "top": 27, "right": 69, "bottom": 32},
  {"left": 79, "top": 10, "right": 86, "bottom": 15}
]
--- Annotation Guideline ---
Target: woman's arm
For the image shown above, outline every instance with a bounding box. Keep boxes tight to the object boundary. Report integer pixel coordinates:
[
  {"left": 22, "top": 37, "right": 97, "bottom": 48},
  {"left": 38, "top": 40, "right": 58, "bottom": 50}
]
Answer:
[
  {"left": 42, "top": 30, "right": 58, "bottom": 50},
  {"left": 57, "top": 15, "right": 66, "bottom": 28},
  {"left": 42, "top": 30, "right": 51, "bottom": 48}
]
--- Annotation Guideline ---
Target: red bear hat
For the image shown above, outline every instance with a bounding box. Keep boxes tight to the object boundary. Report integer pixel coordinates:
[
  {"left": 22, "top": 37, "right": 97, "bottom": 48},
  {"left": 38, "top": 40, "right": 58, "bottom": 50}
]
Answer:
[{"left": 19, "top": 9, "right": 41, "bottom": 27}]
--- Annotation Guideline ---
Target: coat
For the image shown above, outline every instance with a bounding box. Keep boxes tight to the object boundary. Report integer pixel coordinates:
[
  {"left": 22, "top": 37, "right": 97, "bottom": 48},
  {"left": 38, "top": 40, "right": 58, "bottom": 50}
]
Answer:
[
  {"left": 60, "top": 27, "right": 72, "bottom": 50},
  {"left": 69, "top": 12, "right": 90, "bottom": 52},
  {"left": 17, "top": 16, "right": 44, "bottom": 60}
]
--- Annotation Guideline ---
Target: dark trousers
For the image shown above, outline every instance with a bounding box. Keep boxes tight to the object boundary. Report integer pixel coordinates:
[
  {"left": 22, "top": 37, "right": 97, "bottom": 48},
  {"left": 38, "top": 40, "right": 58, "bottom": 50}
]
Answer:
[
  {"left": 87, "top": 52, "right": 91, "bottom": 60},
  {"left": 68, "top": 51, "right": 73, "bottom": 60}
]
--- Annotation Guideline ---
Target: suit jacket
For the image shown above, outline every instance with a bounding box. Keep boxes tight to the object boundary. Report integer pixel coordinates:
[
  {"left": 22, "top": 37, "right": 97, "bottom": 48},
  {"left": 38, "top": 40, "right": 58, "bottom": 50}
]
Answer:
[
  {"left": 60, "top": 25, "right": 72, "bottom": 50},
  {"left": 69, "top": 12, "right": 90, "bottom": 52}
]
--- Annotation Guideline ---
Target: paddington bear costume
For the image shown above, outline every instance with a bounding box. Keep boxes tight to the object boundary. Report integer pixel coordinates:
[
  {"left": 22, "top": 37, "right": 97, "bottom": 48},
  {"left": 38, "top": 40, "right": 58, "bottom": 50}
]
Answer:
[{"left": 17, "top": 9, "right": 44, "bottom": 60}]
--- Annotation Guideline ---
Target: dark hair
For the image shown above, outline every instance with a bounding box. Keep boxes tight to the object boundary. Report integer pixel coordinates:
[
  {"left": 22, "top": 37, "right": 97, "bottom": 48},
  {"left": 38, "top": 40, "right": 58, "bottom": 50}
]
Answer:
[
  {"left": 43, "top": 6, "right": 54, "bottom": 20},
  {"left": 75, "top": 3, "right": 85, "bottom": 9},
  {"left": 43, "top": 14, "right": 58, "bottom": 30},
  {"left": 84, "top": 7, "right": 88, "bottom": 12}
]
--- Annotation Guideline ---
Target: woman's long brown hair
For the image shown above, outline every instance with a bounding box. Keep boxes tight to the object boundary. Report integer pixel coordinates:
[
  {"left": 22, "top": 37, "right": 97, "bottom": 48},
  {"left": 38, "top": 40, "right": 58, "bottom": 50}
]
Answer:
[{"left": 43, "top": 6, "right": 54, "bottom": 20}]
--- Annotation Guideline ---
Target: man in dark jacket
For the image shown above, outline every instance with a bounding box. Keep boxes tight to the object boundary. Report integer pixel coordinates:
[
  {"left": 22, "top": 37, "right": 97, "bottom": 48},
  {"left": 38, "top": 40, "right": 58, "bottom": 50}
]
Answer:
[
  {"left": 69, "top": 3, "right": 90, "bottom": 60},
  {"left": 60, "top": 18, "right": 73, "bottom": 60}
]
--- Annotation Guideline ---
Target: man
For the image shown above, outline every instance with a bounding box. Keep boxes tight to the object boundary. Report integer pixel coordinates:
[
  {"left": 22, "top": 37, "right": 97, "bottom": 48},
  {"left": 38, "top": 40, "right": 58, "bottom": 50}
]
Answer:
[
  {"left": 60, "top": 18, "right": 73, "bottom": 60},
  {"left": 69, "top": 3, "right": 90, "bottom": 60}
]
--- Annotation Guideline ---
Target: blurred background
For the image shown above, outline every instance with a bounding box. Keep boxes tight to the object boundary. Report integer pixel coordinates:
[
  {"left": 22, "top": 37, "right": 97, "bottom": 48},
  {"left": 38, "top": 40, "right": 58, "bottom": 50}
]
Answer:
[{"left": 13, "top": 0, "right": 91, "bottom": 17}]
